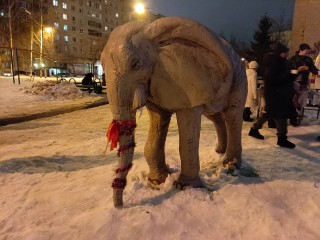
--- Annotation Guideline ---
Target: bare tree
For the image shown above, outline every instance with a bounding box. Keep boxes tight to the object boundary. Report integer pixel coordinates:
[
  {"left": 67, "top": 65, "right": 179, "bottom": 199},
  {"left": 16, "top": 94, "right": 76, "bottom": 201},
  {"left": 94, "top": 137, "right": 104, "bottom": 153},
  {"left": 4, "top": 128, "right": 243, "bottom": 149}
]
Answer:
[
  {"left": 229, "top": 34, "right": 250, "bottom": 59},
  {"left": 270, "top": 14, "right": 292, "bottom": 46},
  {"left": 0, "top": 0, "right": 31, "bottom": 75}
]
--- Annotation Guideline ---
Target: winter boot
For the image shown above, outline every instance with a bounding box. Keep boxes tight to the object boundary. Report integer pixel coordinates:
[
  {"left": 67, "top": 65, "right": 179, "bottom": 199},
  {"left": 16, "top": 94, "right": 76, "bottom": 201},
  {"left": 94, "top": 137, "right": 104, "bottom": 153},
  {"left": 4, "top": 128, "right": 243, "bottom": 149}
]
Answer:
[
  {"left": 289, "top": 106, "right": 299, "bottom": 127},
  {"left": 248, "top": 128, "right": 264, "bottom": 140},
  {"left": 243, "top": 107, "right": 253, "bottom": 122},
  {"left": 277, "top": 136, "right": 295, "bottom": 149}
]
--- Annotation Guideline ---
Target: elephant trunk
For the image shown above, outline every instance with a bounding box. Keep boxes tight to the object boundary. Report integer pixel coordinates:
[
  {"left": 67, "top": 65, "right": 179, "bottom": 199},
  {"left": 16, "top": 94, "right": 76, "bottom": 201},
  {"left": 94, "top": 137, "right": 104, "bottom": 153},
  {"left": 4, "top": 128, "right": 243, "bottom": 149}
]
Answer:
[{"left": 107, "top": 119, "right": 136, "bottom": 207}]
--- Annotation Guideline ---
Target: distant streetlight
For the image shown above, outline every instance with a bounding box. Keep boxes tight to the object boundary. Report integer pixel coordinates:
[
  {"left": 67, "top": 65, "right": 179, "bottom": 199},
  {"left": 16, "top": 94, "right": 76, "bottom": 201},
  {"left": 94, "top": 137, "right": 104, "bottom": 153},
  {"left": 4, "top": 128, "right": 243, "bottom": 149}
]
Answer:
[
  {"left": 44, "top": 26, "right": 53, "bottom": 34},
  {"left": 25, "top": 0, "right": 52, "bottom": 78},
  {"left": 134, "top": 3, "right": 145, "bottom": 14}
]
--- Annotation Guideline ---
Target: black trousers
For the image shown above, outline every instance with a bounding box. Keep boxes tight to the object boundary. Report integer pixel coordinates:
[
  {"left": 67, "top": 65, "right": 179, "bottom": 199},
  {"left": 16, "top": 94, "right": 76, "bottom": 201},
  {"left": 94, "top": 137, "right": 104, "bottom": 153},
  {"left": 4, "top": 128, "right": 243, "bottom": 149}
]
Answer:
[{"left": 253, "top": 113, "right": 287, "bottom": 137}]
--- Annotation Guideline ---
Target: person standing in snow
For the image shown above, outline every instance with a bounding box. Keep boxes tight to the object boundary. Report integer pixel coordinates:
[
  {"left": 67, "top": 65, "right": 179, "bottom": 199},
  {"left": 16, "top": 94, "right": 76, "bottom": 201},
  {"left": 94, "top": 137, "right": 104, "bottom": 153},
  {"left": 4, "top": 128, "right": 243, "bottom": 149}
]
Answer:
[
  {"left": 249, "top": 43, "right": 297, "bottom": 148},
  {"left": 243, "top": 61, "right": 259, "bottom": 122},
  {"left": 288, "top": 43, "right": 320, "bottom": 116}
]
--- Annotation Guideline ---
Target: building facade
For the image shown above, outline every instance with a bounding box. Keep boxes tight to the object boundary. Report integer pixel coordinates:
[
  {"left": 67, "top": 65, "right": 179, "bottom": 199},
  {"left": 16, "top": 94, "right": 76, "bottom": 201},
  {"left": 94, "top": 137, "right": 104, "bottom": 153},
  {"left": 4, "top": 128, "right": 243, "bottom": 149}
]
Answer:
[
  {"left": 46, "top": 0, "right": 130, "bottom": 74},
  {"left": 45, "top": 0, "right": 130, "bottom": 76},
  {"left": 0, "top": 0, "right": 132, "bottom": 76},
  {"left": 291, "top": 0, "right": 320, "bottom": 55}
]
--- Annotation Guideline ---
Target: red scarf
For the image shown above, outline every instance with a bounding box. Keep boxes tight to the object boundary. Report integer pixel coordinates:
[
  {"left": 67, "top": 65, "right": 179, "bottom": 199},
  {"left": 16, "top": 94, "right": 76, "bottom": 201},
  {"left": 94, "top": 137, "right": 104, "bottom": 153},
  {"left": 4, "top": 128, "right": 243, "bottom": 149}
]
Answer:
[{"left": 107, "top": 120, "right": 136, "bottom": 151}]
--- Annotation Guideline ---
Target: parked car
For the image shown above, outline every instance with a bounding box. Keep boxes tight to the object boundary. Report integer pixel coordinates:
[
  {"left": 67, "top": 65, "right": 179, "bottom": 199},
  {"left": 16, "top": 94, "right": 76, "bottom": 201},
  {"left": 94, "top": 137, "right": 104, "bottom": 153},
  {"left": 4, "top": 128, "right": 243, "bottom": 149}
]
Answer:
[
  {"left": 13, "top": 70, "right": 28, "bottom": 76},
  {"left": 3, "top": 69, "right": 12, "bottom": 77}
]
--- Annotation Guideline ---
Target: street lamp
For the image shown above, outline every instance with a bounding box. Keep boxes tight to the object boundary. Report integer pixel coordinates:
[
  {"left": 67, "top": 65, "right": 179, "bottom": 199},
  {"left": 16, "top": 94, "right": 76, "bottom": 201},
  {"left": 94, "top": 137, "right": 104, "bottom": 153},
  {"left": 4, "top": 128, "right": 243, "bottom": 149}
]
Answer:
[
  {"left": 130, "top": 3, "right": 160, "bottom": 22},
  {"left": 25, "top": 2, "right": 53, "bottom": 78},
  {"left": 44, "top": 26, "right": 52, "bottom": 34},
  {"left": 134, "top": 3, "right": 145, "bottom": 14},
  {"left": 129, "top": 2, "right": 146, "bottom": 21}
]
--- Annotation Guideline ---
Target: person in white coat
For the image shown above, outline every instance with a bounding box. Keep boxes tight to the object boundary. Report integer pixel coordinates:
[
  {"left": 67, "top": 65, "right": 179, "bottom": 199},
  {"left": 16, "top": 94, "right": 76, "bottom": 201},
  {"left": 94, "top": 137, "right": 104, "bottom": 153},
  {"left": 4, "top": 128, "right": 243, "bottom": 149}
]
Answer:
[{"left": 243, "top": 61, "right": 259, "bottom": 121}]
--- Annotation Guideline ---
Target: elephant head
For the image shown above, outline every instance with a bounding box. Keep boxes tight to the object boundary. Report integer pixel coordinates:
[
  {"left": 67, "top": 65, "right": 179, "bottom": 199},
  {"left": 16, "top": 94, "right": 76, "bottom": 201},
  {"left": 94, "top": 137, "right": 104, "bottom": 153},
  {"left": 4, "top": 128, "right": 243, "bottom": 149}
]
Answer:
[{"left": 101, "top": 17, "right": 240, "bottom": 207}]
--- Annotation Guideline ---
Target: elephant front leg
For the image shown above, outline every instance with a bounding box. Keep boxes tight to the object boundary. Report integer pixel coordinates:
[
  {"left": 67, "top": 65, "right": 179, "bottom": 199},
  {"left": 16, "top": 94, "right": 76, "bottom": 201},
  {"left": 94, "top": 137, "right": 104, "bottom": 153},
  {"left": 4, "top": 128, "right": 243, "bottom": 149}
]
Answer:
[
  {"left": 145, "top": 102, "right": 172, "bottom": 185},
  {"left": 175, "top": 106, "right": 203, "bottom": 188}
]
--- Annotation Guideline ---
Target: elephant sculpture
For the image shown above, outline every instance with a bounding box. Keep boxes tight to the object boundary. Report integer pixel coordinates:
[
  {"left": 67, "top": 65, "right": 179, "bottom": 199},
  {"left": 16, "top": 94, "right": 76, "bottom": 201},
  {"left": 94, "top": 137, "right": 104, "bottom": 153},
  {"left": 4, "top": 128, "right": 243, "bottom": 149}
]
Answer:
[{"left": 101, "top": 17, "right": 247, "bottom": 207}]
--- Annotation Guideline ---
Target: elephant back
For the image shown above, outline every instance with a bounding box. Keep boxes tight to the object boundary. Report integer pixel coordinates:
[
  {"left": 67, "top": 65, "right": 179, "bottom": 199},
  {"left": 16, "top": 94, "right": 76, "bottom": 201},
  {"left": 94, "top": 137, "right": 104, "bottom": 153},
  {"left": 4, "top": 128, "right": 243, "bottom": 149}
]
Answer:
[{"left": 143, "top": 17, "right": 236, "bottom": 110}]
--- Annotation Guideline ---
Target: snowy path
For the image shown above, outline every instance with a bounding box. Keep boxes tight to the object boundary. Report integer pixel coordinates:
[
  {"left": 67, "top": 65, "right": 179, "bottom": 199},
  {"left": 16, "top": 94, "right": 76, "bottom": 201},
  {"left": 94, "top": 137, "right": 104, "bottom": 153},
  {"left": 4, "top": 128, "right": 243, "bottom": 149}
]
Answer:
[{"left": 0, "top": 77, "right": 320, "bottom": 239}]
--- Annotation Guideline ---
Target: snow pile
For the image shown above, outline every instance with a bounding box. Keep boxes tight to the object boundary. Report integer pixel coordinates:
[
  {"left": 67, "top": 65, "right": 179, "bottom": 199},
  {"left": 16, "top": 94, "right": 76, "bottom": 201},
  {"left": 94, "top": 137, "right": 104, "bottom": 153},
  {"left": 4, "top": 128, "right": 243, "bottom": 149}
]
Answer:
[
  {"left": 24, "top": 80, "right": 57, "bottom": 95},
  {"left": 24, "top": 81, "right": 83, "bottom": 100}
]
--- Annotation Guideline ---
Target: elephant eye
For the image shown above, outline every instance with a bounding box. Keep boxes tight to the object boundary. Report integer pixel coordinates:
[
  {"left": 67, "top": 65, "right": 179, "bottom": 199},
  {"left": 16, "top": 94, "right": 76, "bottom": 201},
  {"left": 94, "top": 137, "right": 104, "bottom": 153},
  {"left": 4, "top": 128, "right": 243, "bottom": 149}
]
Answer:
[{"left": 131, "top": 59, "right": 141, "bottom": 71}]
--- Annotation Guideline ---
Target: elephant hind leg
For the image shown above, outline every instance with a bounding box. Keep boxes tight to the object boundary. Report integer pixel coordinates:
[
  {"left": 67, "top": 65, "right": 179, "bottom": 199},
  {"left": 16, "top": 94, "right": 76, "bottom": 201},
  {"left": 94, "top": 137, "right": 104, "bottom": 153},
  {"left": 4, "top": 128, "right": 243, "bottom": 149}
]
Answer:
[
  {"left": 221, "top": 108, "right": 243, "bottom": 170},
  {"left": 204, "top": 112, "right": 227, "bottom": 154},
  {"left": 175, "top": 106, "right": 203, "bottom": 188},
  {"left": 145, "top": 102, "right": 172, "bottom": 184}
]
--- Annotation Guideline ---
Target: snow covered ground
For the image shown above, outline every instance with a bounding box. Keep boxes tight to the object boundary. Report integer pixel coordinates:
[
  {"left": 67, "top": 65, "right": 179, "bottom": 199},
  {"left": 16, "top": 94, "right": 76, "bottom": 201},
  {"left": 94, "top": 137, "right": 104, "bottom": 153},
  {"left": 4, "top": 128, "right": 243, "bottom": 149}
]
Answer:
[{"left": 0, "top": 76, "right": 320, "bottom": 240}]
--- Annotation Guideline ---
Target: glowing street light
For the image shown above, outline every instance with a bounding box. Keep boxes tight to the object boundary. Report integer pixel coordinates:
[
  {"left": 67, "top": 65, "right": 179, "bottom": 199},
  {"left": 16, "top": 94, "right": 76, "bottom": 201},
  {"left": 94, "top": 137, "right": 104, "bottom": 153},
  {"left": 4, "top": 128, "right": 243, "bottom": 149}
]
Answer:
[
  {"left": 25, "top": 0, "right": 53, "bottom": 77},
  {"left": 134, "top": 3, "right": 145, "bottom": 14},
  {"left": 44, "top": 26, "right": 53, "bottom": 34}
]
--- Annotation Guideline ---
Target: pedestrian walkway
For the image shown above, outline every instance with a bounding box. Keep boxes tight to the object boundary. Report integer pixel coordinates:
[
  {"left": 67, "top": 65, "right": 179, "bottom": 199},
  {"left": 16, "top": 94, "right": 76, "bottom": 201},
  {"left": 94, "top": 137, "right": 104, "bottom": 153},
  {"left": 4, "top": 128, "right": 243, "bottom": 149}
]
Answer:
[{"left": 0, "top": 76, "right": 107, "bottom": 126}]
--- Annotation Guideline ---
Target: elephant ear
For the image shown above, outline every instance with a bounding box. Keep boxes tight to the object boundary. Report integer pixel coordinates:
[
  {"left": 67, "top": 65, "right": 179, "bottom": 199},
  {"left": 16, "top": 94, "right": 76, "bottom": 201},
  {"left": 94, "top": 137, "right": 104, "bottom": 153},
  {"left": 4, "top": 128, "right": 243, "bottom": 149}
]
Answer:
[{"left": 143, "top": 17, "right": 234, "bottom": 110}]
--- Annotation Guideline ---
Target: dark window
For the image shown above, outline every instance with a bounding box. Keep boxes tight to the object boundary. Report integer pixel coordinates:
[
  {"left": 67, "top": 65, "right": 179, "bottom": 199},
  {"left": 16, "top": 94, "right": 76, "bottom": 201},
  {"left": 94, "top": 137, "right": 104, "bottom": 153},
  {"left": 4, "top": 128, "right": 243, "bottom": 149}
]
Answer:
[
  {"left": 88, "top": 20, "right": 102, "bottom": 28},
  {"left": 88, "top": 29, "right": 102, "bottom": 37}
]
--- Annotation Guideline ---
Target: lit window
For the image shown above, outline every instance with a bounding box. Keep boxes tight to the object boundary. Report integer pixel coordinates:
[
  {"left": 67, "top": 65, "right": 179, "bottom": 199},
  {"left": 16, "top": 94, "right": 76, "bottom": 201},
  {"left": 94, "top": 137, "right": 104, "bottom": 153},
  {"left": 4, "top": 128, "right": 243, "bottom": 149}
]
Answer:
[
  {"left": 63, "top": 14, "right": 67, "bottom": 20},
  {"left": 62, "top": 3, "right": 67, "bottom": 9},
  {"left": 64, "top": 36, "right": 68, "bottom": 41},
  {"left": 54, "top": 22, "right": 59, "bottom": 29},
  {"left": 116, "top": 13, "right": 119, "bottom": 18},
  {"left": 63, "top": 25, "right": 68, "bottom": 30},
  {"left": 0, "top": 11, "right": 4, "bottom": 16},
  {"left": 104, "top": 26, "right": 108, "bottom": 31},
  {"left": 53, "top": 0, "right": 58, "bottom": 7}
]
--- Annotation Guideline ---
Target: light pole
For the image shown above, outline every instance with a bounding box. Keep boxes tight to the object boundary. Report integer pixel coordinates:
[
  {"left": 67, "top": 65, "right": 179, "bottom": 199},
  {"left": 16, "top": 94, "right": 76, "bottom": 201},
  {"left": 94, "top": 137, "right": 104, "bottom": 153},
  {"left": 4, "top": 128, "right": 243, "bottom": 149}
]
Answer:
[{"left": 25, "top": 1, "right": 52, "bottom": 78}]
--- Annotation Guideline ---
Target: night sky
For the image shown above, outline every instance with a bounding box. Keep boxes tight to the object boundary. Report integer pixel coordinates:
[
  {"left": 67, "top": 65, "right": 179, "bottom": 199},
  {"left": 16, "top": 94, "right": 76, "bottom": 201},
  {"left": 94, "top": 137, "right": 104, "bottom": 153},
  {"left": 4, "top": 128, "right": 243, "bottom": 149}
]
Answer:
[{"left": 146, "top": 0, "right": 295, "bottom": 43}]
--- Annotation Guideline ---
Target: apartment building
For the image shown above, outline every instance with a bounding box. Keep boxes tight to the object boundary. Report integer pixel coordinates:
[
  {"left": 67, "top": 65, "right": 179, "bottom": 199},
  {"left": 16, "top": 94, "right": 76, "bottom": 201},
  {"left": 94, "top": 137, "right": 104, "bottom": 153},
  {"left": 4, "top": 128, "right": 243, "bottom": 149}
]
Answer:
[
  {"left": 45, "top": 0, "right": 130, "bottom": 75},
  {"left": 0, "top": 0, "right": 131, "bottom": 76}
]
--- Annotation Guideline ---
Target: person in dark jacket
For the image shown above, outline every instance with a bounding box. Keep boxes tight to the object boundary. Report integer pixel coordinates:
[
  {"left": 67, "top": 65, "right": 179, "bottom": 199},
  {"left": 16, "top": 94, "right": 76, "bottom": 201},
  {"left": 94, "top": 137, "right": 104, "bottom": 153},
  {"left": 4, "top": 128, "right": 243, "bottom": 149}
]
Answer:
[
  {"left": 249, "top": 43, "right": 297, "bottom": 148},
  {"left": 288, "top": 43, "right": 320, "bottom": 116},
  {"left": 82, "top": 73, "right": 94, "bottom": 85}
]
